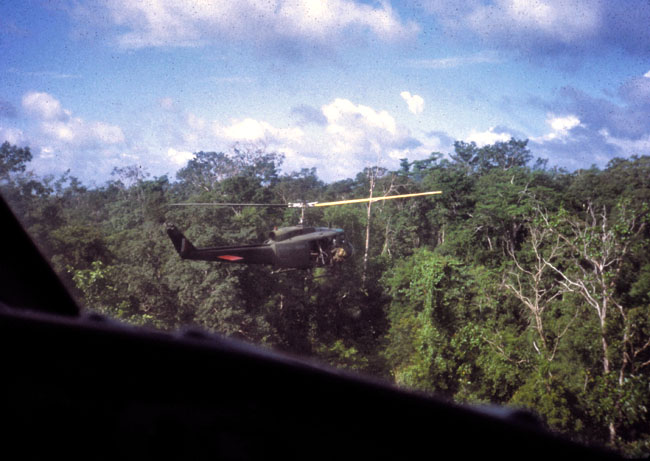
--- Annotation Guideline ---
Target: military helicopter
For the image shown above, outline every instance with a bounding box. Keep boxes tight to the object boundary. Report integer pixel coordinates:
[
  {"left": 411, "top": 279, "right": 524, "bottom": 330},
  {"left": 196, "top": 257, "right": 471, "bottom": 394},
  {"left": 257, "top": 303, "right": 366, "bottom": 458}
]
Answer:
[{"left": 166, "top": 191, "right": 442, "bottom": 270}]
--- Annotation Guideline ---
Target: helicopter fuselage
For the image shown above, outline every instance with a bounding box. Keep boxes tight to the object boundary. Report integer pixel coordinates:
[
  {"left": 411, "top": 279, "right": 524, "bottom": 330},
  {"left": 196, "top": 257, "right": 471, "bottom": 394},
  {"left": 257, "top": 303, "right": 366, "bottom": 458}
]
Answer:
[{"left": 167, "top": 225, "right": 353, "bottom": 269}]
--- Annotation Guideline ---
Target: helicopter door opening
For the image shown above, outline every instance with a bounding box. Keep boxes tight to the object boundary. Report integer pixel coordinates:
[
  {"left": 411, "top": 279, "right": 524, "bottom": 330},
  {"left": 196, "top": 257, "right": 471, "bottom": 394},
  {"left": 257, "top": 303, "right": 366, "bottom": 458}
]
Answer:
[
  {"left": 311, "top": 238, "right": 332, "bottom": 267},
  {"left": 310, "top": 235, "right": 353, "bottom": 267}
]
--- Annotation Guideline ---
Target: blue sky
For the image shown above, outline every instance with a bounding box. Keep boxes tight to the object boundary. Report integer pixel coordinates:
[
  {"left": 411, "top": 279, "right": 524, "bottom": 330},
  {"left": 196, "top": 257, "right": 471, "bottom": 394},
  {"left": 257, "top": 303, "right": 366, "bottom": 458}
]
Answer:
[{"left": 1, "top": 0, "right": 649, "bottom": 184}]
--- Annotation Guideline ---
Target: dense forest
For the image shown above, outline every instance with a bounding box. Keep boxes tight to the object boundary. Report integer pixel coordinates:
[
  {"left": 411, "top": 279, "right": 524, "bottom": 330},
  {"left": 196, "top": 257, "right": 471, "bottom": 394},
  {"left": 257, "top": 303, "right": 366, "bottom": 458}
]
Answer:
[{"left": 1, "top": 140, "right": 649, "bottom": 456}]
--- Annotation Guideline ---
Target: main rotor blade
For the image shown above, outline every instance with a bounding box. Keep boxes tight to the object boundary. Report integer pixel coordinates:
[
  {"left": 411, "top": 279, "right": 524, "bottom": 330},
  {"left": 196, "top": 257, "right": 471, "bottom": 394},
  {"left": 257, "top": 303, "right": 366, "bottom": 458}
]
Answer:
[
  {"left": 312, "top": 190, "right": 442, "bottom": 207},
  {"left": 169, "top": 190, "right": 442, "bottom": 209},
  {"left": 169, "top": 203, "right": 288, "bottom": 207}
]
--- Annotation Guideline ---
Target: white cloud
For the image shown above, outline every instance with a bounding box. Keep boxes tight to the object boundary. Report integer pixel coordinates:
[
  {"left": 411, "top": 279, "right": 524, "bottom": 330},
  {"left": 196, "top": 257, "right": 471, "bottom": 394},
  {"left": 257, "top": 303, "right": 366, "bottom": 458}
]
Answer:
[
  {"left": 92, "top": 121, "right": 126, "bottom": 144},
  {"left": 161, "top": 110, "right": 309, "bottom": 171},
  {"left": 324, "top": 98, "right": 397, "bottom": 134},
  {"left": 316, "top": 98, "right": 428, "bottom": 178},
  {"left": 0, "top": 126, "right": 26, "bottom": 146},
  {"left": 466, "top": 127, "right": 512, "bottom": 146},
  {"left": 22, "top": 92, "right": 125, "bottom": 147},
  {"left": 160, "top": 98, "right": 431, "bottom": 181},
  {"left": 167, "top": 147, "right": 194, "bottom": 166},
  {"left": 549, "top": 114, "right": 581, "bottom": 133},
  {"left": 400, "top": 91, "right": 424, "bottom": 115},
  {"left": 212, "top": 117, "right": 308, "bottom": 174},
  {"left": 215, "top": 118, "right": 304, "bottom": 144},
  {"left": 219, "top": 118, "right": 276, "bottom": 142},
  {"left": 322, "top": 98, "right": 398, "bottom": 156},
  {"left": 103, "top": 0, "right": 418, "bottom": 49},
  {"left": 22, "top": 92, "right": 67, "bottom": 121},
  {"left": 532, "top": 114, "right": 582, "bottom": 142},
  {"left": 645, "top": 70, "right": 650, "bottom": 78},
  {"left": 40, "top": 117, "right": 125, "bottom": 146},
  {"left": 17, "top": 92, "right": 128, "bottom": 180}
]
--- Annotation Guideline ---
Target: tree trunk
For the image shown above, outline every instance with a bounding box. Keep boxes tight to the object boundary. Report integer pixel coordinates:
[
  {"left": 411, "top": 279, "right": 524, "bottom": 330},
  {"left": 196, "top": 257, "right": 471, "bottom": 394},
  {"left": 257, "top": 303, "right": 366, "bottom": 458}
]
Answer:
[{"left": 362, "top": 174, "right": 375, "bottom": 287}]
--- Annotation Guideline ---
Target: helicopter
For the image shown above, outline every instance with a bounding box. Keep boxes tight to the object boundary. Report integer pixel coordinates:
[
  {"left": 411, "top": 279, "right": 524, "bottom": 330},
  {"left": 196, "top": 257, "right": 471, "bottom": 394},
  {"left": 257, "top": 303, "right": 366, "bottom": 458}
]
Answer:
[{"left": 166, "top": 190, "right": 442, "bottom": 270}]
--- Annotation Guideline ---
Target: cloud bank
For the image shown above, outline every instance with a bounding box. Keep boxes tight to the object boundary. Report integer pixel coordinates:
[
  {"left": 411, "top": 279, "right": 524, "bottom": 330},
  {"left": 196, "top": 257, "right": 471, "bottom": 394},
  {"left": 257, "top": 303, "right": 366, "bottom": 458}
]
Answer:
[
  {"left": 154, "top": 97, "right": 432, "bottom": 181},
  {"left": 22, "top": 92, "right": 124, "bottom": 147},
  {"left": 12, "top": 77, "right": 650, "bottom": 184},
  {"left": 18, "top": 92, "right": 127, "bottom": 179},
  {"left": 95, "top": 0, "right": 418, "bottom": 55},
  {"left": 419, "top": 0, "right": 650, "bottom": 57}
]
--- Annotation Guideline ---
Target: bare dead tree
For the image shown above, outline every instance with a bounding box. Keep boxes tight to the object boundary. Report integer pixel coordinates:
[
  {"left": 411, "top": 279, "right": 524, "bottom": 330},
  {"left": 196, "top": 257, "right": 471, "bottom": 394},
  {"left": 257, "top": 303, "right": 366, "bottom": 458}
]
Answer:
[
  {"left": 361, "top": 168, "right": 397, "bottom": 287},
  {"left": 505, "top": 210, "right": 579, "bottom": 367},
  {"left": 539, "top": 201, "right": 647, "bottom": 444}
]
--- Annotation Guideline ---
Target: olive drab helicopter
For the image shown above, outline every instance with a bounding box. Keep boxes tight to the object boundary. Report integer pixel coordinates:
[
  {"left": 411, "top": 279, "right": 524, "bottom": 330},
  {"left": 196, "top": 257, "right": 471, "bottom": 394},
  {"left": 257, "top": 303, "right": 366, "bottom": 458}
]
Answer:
[{"left": 166, "top": 191, "right": 442, "bottom": 270}]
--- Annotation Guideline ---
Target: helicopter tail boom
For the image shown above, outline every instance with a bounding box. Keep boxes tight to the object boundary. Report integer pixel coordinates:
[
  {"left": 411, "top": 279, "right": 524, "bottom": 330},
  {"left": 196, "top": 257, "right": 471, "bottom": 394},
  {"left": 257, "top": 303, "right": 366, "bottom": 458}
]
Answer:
[{"left": 166, "top": 224, "right": 277, "bottom": 265}]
